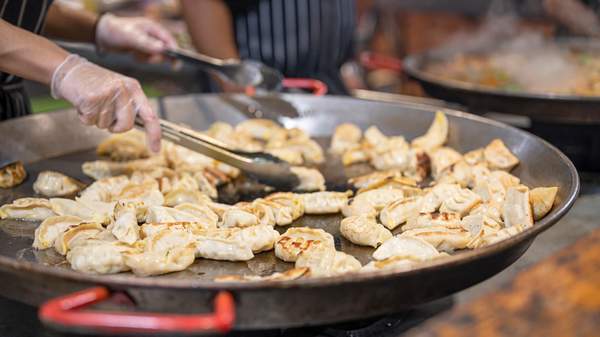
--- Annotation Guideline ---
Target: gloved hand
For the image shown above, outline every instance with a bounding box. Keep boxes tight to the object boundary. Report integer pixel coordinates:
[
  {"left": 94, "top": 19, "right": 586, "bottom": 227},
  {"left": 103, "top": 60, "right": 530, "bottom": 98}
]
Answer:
[
  {"left": 51, "top": 54, "right": 161, "bottom": 152},
  {"left": 95, "top": 14, "right": 177, "bottom": 63}
]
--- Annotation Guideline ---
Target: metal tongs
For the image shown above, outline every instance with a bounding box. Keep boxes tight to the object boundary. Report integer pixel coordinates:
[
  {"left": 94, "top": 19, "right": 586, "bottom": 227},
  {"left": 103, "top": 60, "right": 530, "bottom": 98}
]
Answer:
[
  {"left": 135, "top": 118, "right": 299, "bottom": 191},
  {"left": 165, "top": 48, "right": 284, "bottom": 91}
]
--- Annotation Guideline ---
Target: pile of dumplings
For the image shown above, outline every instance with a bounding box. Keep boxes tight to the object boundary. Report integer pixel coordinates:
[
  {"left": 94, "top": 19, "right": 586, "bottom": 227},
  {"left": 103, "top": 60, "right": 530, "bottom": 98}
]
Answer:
[{"left": 0, "top": 112, "right": 558, "bottom": 281}]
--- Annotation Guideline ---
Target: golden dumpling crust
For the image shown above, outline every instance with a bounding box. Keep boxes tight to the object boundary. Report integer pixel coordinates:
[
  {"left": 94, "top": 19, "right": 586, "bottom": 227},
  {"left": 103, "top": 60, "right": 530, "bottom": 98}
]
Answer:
[{"left": 0, "top": 161, "right": 27, "bottom": 189}]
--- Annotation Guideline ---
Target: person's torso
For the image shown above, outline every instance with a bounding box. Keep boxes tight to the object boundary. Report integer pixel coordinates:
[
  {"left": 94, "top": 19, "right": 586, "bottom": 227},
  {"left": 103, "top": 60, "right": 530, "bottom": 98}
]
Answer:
[
  {"left": 0, "top": 0, "right": 53, "bottom": 85},
  {"left": 225, "top": 0, "right": 356, "bottom": 81}
]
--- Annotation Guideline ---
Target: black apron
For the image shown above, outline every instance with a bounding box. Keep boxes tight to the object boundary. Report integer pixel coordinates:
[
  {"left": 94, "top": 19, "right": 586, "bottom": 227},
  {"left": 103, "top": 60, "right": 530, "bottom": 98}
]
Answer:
[
  {"left": 0, "top": 0, "right": 53, "bottom": 121},
  {"left": 225, "top": 0, "right": 356, "bottom": 95}
]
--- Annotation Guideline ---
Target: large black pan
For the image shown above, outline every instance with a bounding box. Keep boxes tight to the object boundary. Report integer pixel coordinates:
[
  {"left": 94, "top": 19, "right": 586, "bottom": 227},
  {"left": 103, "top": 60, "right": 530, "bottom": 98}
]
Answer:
[
  {"left": 403, "top": 38, "right": 600, "bottom": 124},
  {"left": 0, "top": 94, "right": 579, "bottom": 334}
]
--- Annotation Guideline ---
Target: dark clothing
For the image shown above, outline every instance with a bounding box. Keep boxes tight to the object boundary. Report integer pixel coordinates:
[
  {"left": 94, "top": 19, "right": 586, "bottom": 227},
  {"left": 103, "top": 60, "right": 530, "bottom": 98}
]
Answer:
[
  {"left": 225, "top": 0, "right": 356, "bottom": 95},
  {"left": 0, "top": 0, "right": 53, "bottom": 120}
]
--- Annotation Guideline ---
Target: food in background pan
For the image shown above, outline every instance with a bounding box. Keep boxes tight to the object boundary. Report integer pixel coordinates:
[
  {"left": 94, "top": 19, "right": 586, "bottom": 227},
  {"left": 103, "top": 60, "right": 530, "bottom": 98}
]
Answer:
[{"left": 0, "top": 114, "right": 558, "bottom": 280}]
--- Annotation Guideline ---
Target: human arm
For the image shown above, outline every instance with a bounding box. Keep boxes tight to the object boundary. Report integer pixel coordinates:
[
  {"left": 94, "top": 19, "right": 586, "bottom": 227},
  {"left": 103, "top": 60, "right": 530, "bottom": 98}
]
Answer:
[
  {"left": 180, "top": 0, "right": 239, "bottom": 59},
  {"left": 543, "top": 0, "right": 600, "bottom": 37},
  {"left": 44, "top": 2, "right": 177, "bottom": 63},
  {"left": 0, "top": 19, "right": 161, "bottom": 151}
]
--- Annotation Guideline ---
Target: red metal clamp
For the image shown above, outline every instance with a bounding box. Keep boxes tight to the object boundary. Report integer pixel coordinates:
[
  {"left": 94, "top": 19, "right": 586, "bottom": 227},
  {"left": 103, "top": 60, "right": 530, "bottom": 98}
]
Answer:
[
  {"left": 39, "top": 287, "right": 235, "bottom": 335},
  {"left": 282, "top": 78, "right": 328, "bottom": 96},
  {"left": 360, "top": 52, "right": 403, "bottom": 73}
]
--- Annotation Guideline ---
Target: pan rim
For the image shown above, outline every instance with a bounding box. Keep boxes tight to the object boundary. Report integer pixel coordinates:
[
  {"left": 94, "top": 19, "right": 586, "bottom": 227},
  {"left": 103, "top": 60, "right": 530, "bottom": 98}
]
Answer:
[{"left": 0, "top": 94, "right": 580, "bottom": 291}]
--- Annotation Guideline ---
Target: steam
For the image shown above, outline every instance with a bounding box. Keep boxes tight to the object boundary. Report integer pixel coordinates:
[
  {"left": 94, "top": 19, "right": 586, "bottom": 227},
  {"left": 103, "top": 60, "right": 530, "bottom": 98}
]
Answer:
[{"left": 433, "top": 0, "right": 584, "bottom": 93}]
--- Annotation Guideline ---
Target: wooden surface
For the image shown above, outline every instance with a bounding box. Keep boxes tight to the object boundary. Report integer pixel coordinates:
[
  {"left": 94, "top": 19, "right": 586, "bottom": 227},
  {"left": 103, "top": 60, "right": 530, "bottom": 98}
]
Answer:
[{"left": 406, "top": 228, "right": 600, "bottom": 337}]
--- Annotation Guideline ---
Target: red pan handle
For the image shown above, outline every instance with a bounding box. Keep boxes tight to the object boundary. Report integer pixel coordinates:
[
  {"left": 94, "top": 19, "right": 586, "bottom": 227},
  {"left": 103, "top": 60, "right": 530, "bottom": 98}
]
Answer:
[
  {"left": 360, "top": 52, "right": 403, "bottom": 72},
  {"left": 282, "top": 78, "right": 328, "bottom": 96},
  {"left": 39, "top": 287, "right": 235, "bottom": 335}
]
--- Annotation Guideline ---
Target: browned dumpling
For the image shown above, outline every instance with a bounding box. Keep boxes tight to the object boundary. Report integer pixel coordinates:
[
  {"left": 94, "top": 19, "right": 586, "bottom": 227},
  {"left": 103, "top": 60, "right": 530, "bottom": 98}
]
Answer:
[
  {"left": 372, "top": 235, "right": 441, "bottom": 261},
  {"left": 340, "top": 215, "right": 392, "bottom": 248},
  {"left": 0, "top": 198, "right": 56, "bottom": 221},
  {"left": 502, "top": 186, "right": 533, "bottom": 229},
  {"left": 33, "top": 215, "right": 83, "bottom": 250},
  {"left": 380, "top": 196, "right": 421, "bottom": 230},
  {"left": 301, "top": 191, "right": 352, "bottom": 214},
  {"left": 530, "top": 186, "right": 558, "bottom": 220},
  {"left": 275, "top": 227, "right": 335, "bottom": 262},
  {"left": 401, "top": 225, "right": 471, "bottom": 252},
  {"left": 290, "top": 167, "right": 326, "bottom": 192},
  {"left": 330, "top": 123, "right": 362, "bottom": 154},
  {"left": 0, "top": 161, "right": 27, "bottom": 188},
  {"left": 295, "top": 244, "right": 361, "bottom": 277},
  {"left": 96, "top": 130, "right": 149, "bottom": 161},
  {"left": 411, "top": 111, "right": 448, "bottom": 151},
  {"left": 342, "top": 187, "right": 404, "bottom": 217},
  {"left": 67, "top": 238, "right": 135, "bottom": 274},
  {"left": 33, "top": 171, "right": 84, "bottom": 197},
  {"left": 483, "top": 139, "right": 519, "bottom": 171},
  {"left": 430, "top": 147, "right": 462, "bottom": 179}
]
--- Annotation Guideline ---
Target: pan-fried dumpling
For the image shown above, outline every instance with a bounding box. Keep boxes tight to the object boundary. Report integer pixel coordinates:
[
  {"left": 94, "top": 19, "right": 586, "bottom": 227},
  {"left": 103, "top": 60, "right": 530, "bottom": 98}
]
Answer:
[
  {"left": 82, "top": 156, "right": 166, "bottom": 180},
  {"left": 67, "top": 239, "right": 134, "bottom": 274},
  {"left": 342, "top": 145, "right": 370, "bottom": 166},
  {"left": 164, "top": 188, "right": 210, "bottom": 207},
  {"left": 468, "top": 225, "right": 524, "bottom": 248},
  {"left": 0, "top": 161, "right": 27, "bottom": 188},
  {"left": 411, "top": 111, "right": 448, "bottom": 151},
  {"left": 215, "top": 268, "right": 309, "bottom": 282},
  {"left": 372, "top": 235, "right": 441, "bottom": 261},
  {"left": 370, "top": 137, "right": 411, "bottom": 171},
  {"left": 483, "top": 139, "right": 519, "bottom": 171},
  {"left": 237, "top": 200, "right": 277, "bottom": 227},
  {"left": 195, "top": 234, "right": 254, "bottom": 261},
  {"left": 124, "top": 229, "right": 196, "bottom": 276},
  {"left": 463, "top": 148, "right": 484, "bottom": 166},
  {"left": 145, "top": 206, "right": 214, "bottom": 227},
  {"left": 402, "top": 212, "right": 461, "bottom": 231},
  {"left": 78, "top": 176, "right": 130, "bottom": 202},
  {"left": 140, "top": 221, "right": 206, "bottom": 238},
  {"left": 363, "top": 126, "right": 388, "bottom": 147},
  {"left": 439, "top": 187, "right": 481, "bottom": 216},
  {"left": 380, "top": 196, "right": 421, "bottom": 230},
  {"left": 33, "top": 171, "right": 84, "bottom": 197},
  {"left": 296, "top": 244, "right": 361, "bottom": 277},
  {"left": 275, "top": 227, "right": 335, "bottom": 262},
  {"left": 0, "top": 198, "right": 56, "bottom": 221},
  {"left": 174, "top": 203, "right": 219, "bottom": 228},
  {"left": 264, "top": 192, "right": 304, "bottom": 225},
  {"left": 430, "top": 147, "right": 462, "bottom": 179},
  {"left": 362, "top": 256, "right": 422, "bottom": 273},
  {"left": 403, "top": 149, "right": 431, "bottom": 183},
  {"left": 291, "top": 138, "right": 325, "bottom": 165},
  {"left": 530, "top": 186, "right": 558, "bottom": 220},
  {"left": 220, "top": 207, "right": 259, "bottom": 228},
  {"left": 290, "top": 167, "right": 326, "bottom": 192},
  {"left": 401, "top": 225, "right": 471, "bottom": 252},
  {"left": 301, "top": 191, "right": 352, "bottom": 214},
  {"left": 490, "top": 170, "right": 520, "bottom": 189},
  {"left": 109, "top": 202, "right": 140, "bottom": 244},
  {"left": 265, "top": 147, "right": 304, "bottom": 165},
  {"left": 235, "top": 119, "right": 287, "bottom": 142},
  {"left": 342, "top": 188, "right": 404, "bottom": 217},
  {"left": 113, "top": 179, "right": 164, "bottom": 206},
  {"left": 33, "top": 215, "right": 83, "bottom": 250},
  {"left": 330, "top": 123, "right": 362, "bottom": 154},
  {"left": 49, "top": 198, "right": 114, "bottom": 224},
  {"left": 192, "top": 172, "right": 218, "bottom": 199},
  {"left": 355, "top": 175, "right": 418, "bottom": 195},
  {"left": 419, "top": 183, "right": 461, "bottom": 213},
  {"left": 200, "top": 225, "right": 279, "bottom": 254},
  {"left": 468, "top": 202, "right": 503, "bottom": 227},
  {"left": 54, "top": 222, "right": 104, "bottom": 255},
  {"left": 340, "top": 215, "right": 392, "bottom": 248},
  {"left": 436, "top": 160, "right": 473, "bottom": 187},
  {"left": 348, "top": 170, "right": 403, "bottom": 190},
  {"left": 502, "top": 186, "right": 533, "bottom": 229},
  {"left": 96, "top": 129, "right": 149, "bottom": 161}
]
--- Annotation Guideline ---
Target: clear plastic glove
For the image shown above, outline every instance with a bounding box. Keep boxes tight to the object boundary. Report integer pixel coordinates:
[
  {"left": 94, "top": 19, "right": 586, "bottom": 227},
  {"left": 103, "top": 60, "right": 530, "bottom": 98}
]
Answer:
[
  {"left": 95, "top": 14, "right": 177, "bottom": 63},
  {"left": 51, "top": 54, "right": 161, "bottom": 152}
]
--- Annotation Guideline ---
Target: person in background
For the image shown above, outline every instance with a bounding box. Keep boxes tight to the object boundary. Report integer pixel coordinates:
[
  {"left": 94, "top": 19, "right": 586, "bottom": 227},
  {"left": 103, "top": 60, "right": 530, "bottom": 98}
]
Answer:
[
  {"left": 543, "top": 0, "right": 600, "bottom": 37},
  {"left": 180, "top": 0, "right": 356, "bottom": 95},
  {"left": 0, "top": 1, "right": 178, "bottom": 152}
]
